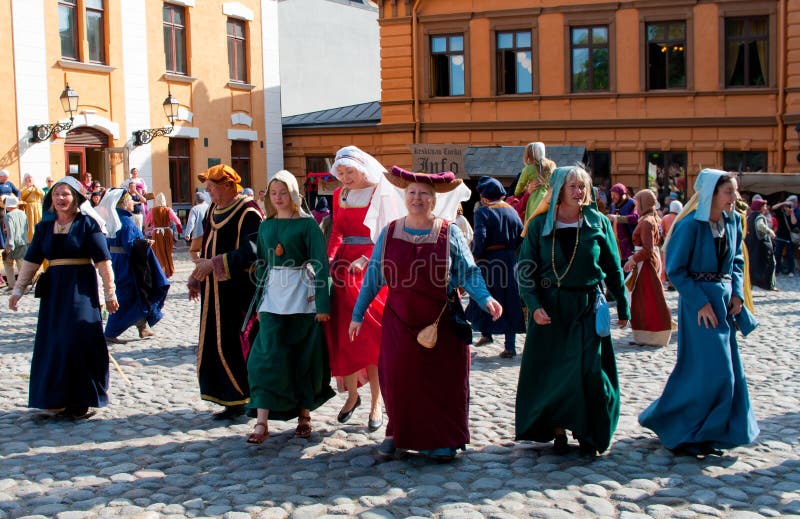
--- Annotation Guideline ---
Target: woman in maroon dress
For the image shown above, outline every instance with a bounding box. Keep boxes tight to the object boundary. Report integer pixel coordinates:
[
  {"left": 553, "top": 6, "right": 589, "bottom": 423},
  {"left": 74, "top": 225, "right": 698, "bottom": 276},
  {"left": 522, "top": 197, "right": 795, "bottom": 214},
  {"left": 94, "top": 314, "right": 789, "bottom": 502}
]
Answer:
[{"left": 349, "top": 167, "right": 502, "bottom": 461}]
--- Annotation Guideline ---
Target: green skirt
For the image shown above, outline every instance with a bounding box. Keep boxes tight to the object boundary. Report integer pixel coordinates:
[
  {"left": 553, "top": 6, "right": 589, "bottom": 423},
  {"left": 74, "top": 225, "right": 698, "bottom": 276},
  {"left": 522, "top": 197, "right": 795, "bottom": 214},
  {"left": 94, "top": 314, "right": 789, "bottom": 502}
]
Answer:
[
  {"left": 246, "top": 312, "right": 335, "bottom": 420},
  {"left": 514, "top": 286, "right": 620, "bottom": 453}
]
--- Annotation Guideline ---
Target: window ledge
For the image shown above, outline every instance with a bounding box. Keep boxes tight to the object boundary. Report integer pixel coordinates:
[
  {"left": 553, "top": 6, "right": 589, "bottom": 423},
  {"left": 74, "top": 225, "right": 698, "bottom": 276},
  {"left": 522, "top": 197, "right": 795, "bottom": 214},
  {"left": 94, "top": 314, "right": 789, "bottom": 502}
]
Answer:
[
  {"left": 58, "top": 60, "right": 115, "bottom": 73},
  {"left": 227, "top": 81, "right": 255, "bottom": 91},
  {"left": 163, "top": 73, "right": 196, "bottom": 83}
]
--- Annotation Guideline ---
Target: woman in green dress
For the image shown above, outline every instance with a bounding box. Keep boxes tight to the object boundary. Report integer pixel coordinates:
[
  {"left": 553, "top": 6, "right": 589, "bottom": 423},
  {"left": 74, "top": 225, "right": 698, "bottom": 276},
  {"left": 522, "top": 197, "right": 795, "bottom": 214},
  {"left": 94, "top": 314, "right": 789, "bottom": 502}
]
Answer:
[
  {"left": 515, "top": 166, "right": 629, "bottom": 456},
  {"left": 245, "top": 170, "right": 335, "bottom": 444}
]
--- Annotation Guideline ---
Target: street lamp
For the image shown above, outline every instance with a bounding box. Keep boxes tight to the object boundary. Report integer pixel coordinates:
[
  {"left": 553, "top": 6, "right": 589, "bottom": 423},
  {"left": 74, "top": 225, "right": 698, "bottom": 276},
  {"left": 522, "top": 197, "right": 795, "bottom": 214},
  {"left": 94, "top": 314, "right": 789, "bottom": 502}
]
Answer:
[
  {"left": 132, "top": 91, "right": 181, "bottom": 146},
  {"left": 29, "top": 84, "right": 79, "bottom": 143}
]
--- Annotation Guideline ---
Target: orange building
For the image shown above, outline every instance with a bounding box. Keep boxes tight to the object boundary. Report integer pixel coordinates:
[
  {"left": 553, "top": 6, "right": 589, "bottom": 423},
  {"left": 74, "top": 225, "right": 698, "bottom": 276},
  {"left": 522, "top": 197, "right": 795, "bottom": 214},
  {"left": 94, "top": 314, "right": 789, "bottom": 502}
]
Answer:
[
  {"left": 2, "top": 0, "right": 269, "bottom": 211},
  {"left": 284, "top": 0, "right": 800, "bottom": 200}
]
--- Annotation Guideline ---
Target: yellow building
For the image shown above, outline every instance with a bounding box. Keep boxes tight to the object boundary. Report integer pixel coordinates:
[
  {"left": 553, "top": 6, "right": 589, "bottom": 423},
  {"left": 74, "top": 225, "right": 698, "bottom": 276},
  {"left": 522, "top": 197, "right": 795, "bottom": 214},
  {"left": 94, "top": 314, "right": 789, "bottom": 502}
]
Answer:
[{"left": 1, "top": 0, "right": 275, "bottom": 209}]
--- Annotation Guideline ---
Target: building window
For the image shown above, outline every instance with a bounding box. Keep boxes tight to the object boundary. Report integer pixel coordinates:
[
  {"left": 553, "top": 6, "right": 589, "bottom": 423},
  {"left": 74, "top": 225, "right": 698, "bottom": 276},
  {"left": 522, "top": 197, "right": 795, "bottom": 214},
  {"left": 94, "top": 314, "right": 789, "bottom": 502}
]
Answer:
[
  {"left": 163, "top": 4, "right": 187, "bottom": 75},
  {"left": 227, "top": 18, "right": 247, "bottom": 83},
  {"left": 725, "top": 17, "right": 768, "bottom": 88},
  {"left": 646, "top": 21, "right": 686, "bottom": 90},
  {"left": 570, "top": 26, "right": 609, "bottom": 92},
  {"left": 496, "top": 30, "right": 532, "bottom": 95},
  {"left": 231, "top": 141, "right": 251, "bottom": 188},
  {"left": 59, "top": 0, "right": 79, "bottom": 60},
  {"left": 646, "top": 151, "right": 687, "bottom": 204},
  {"left": 723, "top": 150, "right": 767, "bottom": 172},
  {"left": 431, "top": 34, "right": 465, "bottom": 97},
  {"left": 168, "top": 138, "right": 192, "bottom": 204},
  {"left": 306, "top": 156, "right": 332, "bottom": 174},
  {"left": 86, "top": 0, "right": 105, "bottom": 63}
]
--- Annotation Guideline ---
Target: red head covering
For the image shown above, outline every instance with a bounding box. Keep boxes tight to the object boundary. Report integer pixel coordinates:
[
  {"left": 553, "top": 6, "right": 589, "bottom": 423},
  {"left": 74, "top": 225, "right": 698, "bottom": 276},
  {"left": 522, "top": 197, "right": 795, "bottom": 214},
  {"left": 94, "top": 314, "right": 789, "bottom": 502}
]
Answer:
[
  {"left": 750, "top": 199, "right": 766, "bottom": 212},
  {"left": 610, "top": 183, "right": 627, "bottom": 195}
]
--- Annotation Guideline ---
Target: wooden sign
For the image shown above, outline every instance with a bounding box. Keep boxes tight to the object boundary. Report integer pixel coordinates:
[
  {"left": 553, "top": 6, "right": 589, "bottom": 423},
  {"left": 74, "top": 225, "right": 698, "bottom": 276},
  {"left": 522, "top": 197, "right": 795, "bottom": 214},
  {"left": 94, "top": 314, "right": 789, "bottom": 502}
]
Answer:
[{"left": 409, "top": 144, "right": 467, "bottom": 179}]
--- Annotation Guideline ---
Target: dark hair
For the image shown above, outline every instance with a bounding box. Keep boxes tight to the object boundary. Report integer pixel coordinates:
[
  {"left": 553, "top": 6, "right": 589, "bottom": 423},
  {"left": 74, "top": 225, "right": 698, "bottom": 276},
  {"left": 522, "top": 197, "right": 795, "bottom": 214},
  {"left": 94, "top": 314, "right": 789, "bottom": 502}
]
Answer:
[{"left": 713, "top": 174, "right": 734, "bottom": 195}]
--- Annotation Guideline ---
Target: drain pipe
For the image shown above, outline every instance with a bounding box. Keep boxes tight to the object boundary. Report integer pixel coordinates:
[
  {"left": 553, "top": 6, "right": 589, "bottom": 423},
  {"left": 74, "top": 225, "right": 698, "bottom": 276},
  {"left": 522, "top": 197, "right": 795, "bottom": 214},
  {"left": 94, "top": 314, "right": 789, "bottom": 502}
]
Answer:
[
  {"left": 777, "top": 0, "right": 787, "bottom": 172},
  {"left": 412, "top": 0, "right": 422, "bottom": 144}
]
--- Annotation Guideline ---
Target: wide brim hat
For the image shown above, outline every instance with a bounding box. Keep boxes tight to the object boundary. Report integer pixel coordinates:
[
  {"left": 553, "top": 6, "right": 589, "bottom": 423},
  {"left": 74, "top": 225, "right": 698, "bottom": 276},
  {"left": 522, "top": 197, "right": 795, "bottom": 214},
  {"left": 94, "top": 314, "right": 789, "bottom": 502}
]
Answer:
[{"left": 384, "top": 166, "right": 463, "bottom": 193}]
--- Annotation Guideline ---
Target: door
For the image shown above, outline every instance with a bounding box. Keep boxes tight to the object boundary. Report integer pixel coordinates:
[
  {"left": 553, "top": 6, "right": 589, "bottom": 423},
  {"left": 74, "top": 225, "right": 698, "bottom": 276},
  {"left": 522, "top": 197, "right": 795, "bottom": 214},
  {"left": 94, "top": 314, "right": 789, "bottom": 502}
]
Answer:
[
  {"left": 104, "top": 147, "right": 129, "bottom": 188},
  {"left": 65, "top": 146, "right": 85, "bottom": 181}
]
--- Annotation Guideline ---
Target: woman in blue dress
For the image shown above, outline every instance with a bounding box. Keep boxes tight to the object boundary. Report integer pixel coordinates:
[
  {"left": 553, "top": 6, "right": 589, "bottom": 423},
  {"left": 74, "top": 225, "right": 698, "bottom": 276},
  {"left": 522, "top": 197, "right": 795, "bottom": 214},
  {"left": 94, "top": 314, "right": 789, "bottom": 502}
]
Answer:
[
  {"left": 638, "top": 169, "right": 760, "bottom": 456},
  {"left": 98, "top": 189, "right": 170, "bottom": 343},
  {"left": 8, "top": 177, "right": 118, "bottom": 420}
]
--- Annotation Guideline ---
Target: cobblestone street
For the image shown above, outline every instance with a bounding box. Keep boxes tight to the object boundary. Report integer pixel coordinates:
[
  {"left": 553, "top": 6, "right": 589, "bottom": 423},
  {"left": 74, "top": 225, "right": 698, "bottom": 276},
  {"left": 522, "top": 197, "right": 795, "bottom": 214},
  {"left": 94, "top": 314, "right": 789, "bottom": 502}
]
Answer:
[{"left": 1, "top": 253, "right": 798, "bottom": 519}]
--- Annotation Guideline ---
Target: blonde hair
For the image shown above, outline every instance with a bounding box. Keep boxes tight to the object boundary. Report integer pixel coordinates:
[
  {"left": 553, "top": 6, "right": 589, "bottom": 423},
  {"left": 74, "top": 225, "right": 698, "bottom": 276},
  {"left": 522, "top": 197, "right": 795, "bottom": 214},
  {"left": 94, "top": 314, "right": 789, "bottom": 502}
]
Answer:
[
  {"left": 265, "top": 178, "right": 298, "bottom": 219},
  {"left": 559, "top": 166, "right": 594, "bottom": 206}
]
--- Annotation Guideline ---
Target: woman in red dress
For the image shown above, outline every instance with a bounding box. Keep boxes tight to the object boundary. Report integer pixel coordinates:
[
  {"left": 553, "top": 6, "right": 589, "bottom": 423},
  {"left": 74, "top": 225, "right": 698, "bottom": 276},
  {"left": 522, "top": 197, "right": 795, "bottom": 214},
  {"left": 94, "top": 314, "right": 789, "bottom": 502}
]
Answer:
[
  {"left": 326, "top": 146, "right": 398, "bottom": 431},
  {"left": 624, "top": 189, "right": 673, "bottom": 346}
]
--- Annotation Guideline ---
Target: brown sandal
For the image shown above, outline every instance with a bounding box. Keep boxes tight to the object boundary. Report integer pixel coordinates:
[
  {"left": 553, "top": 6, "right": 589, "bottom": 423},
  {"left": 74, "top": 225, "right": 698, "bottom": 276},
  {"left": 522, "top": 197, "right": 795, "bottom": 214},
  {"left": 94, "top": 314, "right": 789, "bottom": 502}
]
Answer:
[
  {"left": 246, "top": 422, "right": 269, "bottom": 444},
  {"left": 295, "top": 414, "right": 312, "bottom": 438}
]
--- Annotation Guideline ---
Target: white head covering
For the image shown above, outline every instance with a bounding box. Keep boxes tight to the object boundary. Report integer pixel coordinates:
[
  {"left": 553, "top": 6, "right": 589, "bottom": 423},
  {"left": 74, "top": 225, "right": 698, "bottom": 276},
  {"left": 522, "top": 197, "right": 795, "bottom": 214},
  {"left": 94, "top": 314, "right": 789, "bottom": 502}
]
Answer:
[
  {"left": 0, "top": 169, "right": 9, "bottom": 179},
  {"left": 4, "top": 195, "right": 19, "bottom": 208},
  {"left": 532, "top": 142, "right": 546, "bottom": 162},
  {"left": 330, "top": 146, "right": 386, "bottom": 184},
  {"left": 669, "top": 200, "right": 683, "bottom": 214},
  {"left": 155, "top": 193, "right": 167, "bottom": 207},
  {"left": 265, "top": 170, "right": 310, "bottom": 219},
  {"left": 96, "top": 188, "right": 127, "bottom": 238},
  {"left": 752, "top": 194, "right": 763, "bottom": 201}
]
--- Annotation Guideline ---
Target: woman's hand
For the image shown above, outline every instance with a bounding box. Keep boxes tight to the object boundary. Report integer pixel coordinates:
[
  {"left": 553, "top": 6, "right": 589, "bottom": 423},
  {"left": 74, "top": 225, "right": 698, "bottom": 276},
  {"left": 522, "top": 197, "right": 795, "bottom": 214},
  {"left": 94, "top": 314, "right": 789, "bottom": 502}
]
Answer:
[
  {"left": 9, "top": 294, "right": 20, "bottom": 311},
  {"left": 106, "top": 298, "right": 119, "bottom": 314},
  {"left": 623, "top": 259, "right": 636, "bottom": 273},
  {"left": 348, "top": 321, "right": 362, "bottom": 341},
  {"left": 348, "top": 256, "right": 368, "bottom": 274},
  {"left": 697, "top": 302, "right": 718, "bottom": 329},
  {"left": 533, "top": 307, "right": 551, "bottom": 325},
  {"left": 315, "top": 313, "right": 330, "bottom": 323},
  {"left": 526, "top": 177, "right": 544, "bottom": 194},
  {"left": 727, "top": 295, "right": 743, "bottom": 317},
  {"left": 618, "top": 319, "right": 628, "bottom": 328},
  {"left": 485, "top": 299, "right": 503, "bottom": 321}
]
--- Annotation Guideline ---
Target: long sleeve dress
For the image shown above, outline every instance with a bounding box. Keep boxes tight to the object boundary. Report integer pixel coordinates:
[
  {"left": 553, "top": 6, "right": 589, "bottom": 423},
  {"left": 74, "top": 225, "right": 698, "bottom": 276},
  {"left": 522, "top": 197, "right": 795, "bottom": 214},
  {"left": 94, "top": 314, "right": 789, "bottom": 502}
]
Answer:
[
  {"left": 20, "top": 185, "right": 44, "bottom": 242},
  {"left": 246, "top": 216, "right": 335, "bottom": 419},
  {"left": 105, "top": 209, "right": 170, "bottom": 339},
  {"left": 745, "top": 212, "right": 776, "bottom": 291},
  {"left": 515, "top": 207, "right": 629, "bottom": 454},
  {"left": 353, "top": 219, "right": 492, "bottom": 452},
  {"left": 26, "top": 214, "right": 111, "bottom": 410},
  {"left": 627, "top": 212, "right": 672, "bottom": 346},
  {"left": 610, "top": 198, "right": 639, "bottom": 263},
  {"left": 145, "top": 206, "right": 183, "bottom": 277},
  {"left": 638, "top": 211, "right": 760, "bottom": 451},
  {"left": 325, "top": 186, "right": 386, "bottom": 389}
]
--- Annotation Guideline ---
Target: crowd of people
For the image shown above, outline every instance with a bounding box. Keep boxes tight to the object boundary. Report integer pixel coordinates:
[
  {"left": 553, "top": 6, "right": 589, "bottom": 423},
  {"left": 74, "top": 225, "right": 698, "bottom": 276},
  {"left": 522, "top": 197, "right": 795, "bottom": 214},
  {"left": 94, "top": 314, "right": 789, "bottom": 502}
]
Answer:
[{"left": 7, "top": 144, "right": 784, "bottom": 463}]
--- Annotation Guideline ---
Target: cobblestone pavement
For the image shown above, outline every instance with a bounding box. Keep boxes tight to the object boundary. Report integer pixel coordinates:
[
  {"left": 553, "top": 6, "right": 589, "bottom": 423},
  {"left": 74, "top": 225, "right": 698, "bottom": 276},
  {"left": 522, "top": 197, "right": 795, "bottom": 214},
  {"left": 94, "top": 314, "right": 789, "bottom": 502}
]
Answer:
[{"left": 1, "top": 252, "right": 798, "bottom": 519}]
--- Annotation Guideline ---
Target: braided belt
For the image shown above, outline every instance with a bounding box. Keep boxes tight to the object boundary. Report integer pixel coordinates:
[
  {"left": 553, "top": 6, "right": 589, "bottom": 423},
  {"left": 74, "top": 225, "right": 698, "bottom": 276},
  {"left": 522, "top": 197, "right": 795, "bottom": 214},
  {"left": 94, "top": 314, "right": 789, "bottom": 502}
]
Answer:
[{"left": 689, "top": 272, "right": 731, "bottom": 282}]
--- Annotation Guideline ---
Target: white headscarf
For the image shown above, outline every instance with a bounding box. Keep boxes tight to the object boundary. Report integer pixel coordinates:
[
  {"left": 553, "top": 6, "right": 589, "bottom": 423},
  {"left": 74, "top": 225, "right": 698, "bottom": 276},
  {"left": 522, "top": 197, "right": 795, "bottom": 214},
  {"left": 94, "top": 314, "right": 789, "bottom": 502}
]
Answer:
[
  {"left": 96, "top": 188, "right": 127, "bottom": 238},
  {"left": 330, "top": 146, "right": 386, "bottom": 184},
  {"left": 155, "top": 193, "right": 167, "bottom": 207}
]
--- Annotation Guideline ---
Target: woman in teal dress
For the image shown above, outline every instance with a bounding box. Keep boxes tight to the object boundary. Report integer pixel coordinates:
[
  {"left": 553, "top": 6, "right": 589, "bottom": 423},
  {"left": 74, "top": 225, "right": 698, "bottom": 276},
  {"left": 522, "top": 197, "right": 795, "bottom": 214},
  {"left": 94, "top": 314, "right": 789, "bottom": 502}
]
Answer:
[
  {"left": 638, "top": 169, "right": 759, "bottom": 456},
  {"left": 515, "top": 166, "right": 629, "bottom": 456},
  {"left": 244, "top": 170, "right": 334, "bottom": 444}
]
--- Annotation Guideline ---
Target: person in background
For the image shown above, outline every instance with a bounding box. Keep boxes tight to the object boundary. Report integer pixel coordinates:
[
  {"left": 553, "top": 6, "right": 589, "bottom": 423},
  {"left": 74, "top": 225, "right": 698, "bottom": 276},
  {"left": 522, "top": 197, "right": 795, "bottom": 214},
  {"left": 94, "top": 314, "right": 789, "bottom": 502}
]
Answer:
[
  {"left": 660, "top": 200, "right": 682, "bottom": 290},
  {"left": 81, "top": 172, "right": 94, "bottom": 193},
  {"left": 184, "top": 192, "right": 210, "bottom": 257},
  {"left": 514, "top": 142, "right": 556, "bottom": 225},
  {"left": 745, "top": 198, "right": 777, "bottom": 291},
  {"left": 311, "top": 197, "right": 330, "bottom": 225},
  {"left": 0, "top": 170, "right": 20, "bottom": 198},
  {"left": 3, "top": 195, "right": 28, "bottom": 290},
  {"left": 98, "top": 189, "right": 169, "bottom": 343},
  {"left": 453, "top": 203, "right": 473, "bottom": 247},
  {"left": 624, "top": 189, "right": 672, "bottom": 347},
  {"left": 639, "top": 170, "right": 759, "bottom": 457},
  {"left": 772, "top": 195, "right": 797, "bottom": 277},
  {"left": 42, "top": 177, "right": 55, "bottom": 196},
  {"left": 257, "top": 189, "right": 267, "bottom": 215},
  {"left": 89, "top": 191, "right": 103, "bottom": 208},
  {"left": 515, "top": 166, "right": 628, "bottom": 457},
  {"left": 144, "top": 193, "right": 183, "bottom": 278},
  {"left": 467, "top": 177, "right": 525, "bottom": 358},
  {"left": 8, "top": 177, "right": 118, "bottom": 420},
  {"left": 20, "top": 174, "right": 44, "bottom": 242},
  {"left": 127, "top": 182, "right": 145, "bottom": 230},
  {"left": 608, "top": 183, "right": 639, "bottom": 264}
]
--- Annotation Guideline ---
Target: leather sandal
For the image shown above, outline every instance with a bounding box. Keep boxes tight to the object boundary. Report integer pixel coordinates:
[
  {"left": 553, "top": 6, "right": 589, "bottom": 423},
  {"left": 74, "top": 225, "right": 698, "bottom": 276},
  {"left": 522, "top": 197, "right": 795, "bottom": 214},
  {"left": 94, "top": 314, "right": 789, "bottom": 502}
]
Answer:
[
  {"left": 246, "top": 422, "right": 269, "bottom": 444},
  {"left": 295, "top": 414, "right": 312, "bottom": 438}
]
